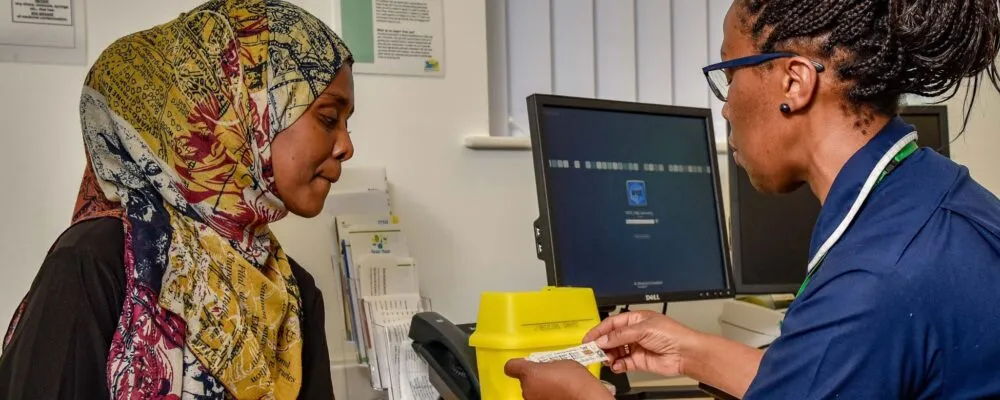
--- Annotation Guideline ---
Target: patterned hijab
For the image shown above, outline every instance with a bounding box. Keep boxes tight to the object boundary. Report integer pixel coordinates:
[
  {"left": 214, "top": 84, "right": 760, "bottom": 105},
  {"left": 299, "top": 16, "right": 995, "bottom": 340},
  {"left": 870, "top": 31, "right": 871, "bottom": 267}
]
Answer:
[{"left": 7, "top": 0, "right": 350, "bottom": 397}]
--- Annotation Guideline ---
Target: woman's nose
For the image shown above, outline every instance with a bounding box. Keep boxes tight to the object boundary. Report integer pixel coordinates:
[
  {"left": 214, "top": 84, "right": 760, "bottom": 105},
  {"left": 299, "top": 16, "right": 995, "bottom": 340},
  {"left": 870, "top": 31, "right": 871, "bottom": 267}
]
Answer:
[{"left": 332, "top": 130, "right": 354, "bottom": 161}]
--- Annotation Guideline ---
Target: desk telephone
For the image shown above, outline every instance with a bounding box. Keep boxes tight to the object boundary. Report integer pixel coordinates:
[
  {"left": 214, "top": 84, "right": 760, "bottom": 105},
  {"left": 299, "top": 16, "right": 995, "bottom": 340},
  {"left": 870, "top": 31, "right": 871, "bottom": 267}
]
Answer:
[{"left": 409, "top": 312, "right": 481, "bottom": 400}]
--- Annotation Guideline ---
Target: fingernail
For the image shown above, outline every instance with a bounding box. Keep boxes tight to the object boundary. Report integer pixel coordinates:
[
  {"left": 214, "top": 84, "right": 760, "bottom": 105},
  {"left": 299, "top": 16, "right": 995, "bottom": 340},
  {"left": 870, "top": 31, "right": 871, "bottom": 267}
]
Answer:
[{"left": 597, "top": 335, "right": 608, "bottom": 345}]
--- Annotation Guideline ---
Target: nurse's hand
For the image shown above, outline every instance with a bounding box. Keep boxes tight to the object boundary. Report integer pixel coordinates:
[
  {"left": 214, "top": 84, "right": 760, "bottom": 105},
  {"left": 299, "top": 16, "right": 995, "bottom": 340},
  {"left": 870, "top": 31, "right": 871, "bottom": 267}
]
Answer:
[
  {"left": 583, "top": 310, "right": 699, "bottom": 377},
  {"left": 504, "top": 359, "right": 614, "bottom": 400}
]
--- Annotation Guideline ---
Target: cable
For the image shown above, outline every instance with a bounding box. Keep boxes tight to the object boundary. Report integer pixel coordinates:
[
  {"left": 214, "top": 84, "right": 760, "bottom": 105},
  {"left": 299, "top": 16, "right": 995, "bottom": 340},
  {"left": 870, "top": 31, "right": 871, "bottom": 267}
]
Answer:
[{"left": 661, "top": 302, "right": 668, "bottom": 315}]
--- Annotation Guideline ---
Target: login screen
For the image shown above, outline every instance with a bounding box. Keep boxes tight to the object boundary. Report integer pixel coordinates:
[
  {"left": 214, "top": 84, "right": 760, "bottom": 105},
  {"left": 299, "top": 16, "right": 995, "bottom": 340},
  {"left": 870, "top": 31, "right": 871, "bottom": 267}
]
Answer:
[{"left": 540, "top": 105, "right": 728, "bottom": 299}]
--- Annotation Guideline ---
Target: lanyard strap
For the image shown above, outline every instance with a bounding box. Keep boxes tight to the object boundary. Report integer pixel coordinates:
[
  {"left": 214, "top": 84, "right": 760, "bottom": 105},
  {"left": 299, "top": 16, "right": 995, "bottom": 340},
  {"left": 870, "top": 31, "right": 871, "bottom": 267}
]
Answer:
[{"left": 795, "top": 138, "right": 920, "bottom": 298}]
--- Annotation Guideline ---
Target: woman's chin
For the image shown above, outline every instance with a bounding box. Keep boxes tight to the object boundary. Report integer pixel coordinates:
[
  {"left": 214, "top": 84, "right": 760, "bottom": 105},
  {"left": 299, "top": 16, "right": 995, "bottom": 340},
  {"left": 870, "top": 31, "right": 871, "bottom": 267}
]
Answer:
[
  {"left": 288, "top": 204, "right": 323, "bottom": 218},
  {"left": 290, "top": 182, "right": 332, "bottom": 217},
  {"left": 285, "top": 194, "right": 326, "bottom": 218}
]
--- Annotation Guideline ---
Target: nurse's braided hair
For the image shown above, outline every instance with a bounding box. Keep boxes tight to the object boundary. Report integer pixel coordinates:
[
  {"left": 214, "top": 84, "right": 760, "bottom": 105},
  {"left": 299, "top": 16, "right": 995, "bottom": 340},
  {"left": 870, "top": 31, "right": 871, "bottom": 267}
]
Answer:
[{"left": 741, "top": 0, "right": 1000, "bottom": 123}]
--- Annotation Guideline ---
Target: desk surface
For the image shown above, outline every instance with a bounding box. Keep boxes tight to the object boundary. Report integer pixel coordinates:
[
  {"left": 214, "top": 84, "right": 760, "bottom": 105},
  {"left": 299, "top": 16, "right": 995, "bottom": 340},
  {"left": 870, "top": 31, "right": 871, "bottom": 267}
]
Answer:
[
  {"left": 628, "top": 373, "right": 713, "bottom": 399},
  {"left": 629, "top": 371, "right": 699, "bottom": 387}
]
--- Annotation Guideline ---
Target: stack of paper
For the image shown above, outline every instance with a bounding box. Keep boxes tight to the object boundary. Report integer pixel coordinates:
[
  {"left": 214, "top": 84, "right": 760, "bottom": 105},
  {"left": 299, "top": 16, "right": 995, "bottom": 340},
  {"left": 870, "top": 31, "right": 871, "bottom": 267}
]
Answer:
[
  {"left": 399, "top": 339, "right": 439, "bottom": 400},
  {"left": 334, "top": 215, "right": 408, "bottom": 364},
  {"left": 326, "top": 167, "right": 438, "bottom": 399},
  {"left": 366, "top": 295, "right": 425, "bottom": 395},
  {"left": 370, "top": 323, "right": 439, "bottom": 400}
]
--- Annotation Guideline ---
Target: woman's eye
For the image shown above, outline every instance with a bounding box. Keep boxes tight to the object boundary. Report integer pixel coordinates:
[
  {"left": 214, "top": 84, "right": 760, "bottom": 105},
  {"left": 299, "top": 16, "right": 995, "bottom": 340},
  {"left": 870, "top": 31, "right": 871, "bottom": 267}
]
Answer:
[{"left": 322, "top": 115, "right": 338, "bottom": 128}]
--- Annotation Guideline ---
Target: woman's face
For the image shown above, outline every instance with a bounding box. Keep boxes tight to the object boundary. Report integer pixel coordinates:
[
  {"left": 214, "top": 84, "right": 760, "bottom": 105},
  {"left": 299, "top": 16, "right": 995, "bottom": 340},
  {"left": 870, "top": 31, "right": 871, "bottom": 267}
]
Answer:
[
  {"left": 272, "top": 65, "right": 355, "bottom": 218},
  {"left": 721, "top": 4, "right": 809, "bottom": 194}
]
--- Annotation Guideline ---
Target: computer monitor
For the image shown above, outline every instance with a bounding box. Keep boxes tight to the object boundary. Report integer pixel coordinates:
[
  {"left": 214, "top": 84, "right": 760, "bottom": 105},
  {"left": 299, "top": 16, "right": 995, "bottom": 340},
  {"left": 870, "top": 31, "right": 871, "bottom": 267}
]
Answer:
[
  {"left": 728, "top": 105, "right": 951, "bottom": 294},
  {"left": 527, "top": 94, "right": 734, "bottom": 307}
]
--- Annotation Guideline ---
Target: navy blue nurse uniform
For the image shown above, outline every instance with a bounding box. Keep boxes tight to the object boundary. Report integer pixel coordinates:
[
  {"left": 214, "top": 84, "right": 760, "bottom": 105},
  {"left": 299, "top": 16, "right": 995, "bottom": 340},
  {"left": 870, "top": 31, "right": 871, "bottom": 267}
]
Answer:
[{"left": 743, "top": 117, "right": 1000, "bottom": 399}]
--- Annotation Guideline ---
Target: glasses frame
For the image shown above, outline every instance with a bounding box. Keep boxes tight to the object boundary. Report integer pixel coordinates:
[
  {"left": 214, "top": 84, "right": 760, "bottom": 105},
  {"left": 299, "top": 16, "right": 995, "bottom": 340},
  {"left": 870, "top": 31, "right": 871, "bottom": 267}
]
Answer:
[{"left": 702, "top": 52, "right": 826, "bottom": 102}]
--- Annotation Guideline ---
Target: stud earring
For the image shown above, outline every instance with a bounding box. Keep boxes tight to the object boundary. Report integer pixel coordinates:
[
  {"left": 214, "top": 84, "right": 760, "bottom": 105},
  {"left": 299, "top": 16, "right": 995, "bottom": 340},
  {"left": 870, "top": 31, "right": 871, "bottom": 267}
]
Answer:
[{"left": 780, "top": 103, "right": 791, "bottom": 114}]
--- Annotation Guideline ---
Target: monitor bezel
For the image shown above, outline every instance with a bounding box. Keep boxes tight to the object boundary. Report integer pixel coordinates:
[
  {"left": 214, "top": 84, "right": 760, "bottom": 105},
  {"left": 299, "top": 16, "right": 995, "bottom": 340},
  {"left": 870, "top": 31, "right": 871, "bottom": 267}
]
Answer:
[
  {"left": 727, "top": 104, "right": 951, "bottom": 295},
  {"left": 899, "top": 105, "right": 951, "bottom": 157},
  {"left": 526, "top": 93, "right": 735, "bottom": 307}
]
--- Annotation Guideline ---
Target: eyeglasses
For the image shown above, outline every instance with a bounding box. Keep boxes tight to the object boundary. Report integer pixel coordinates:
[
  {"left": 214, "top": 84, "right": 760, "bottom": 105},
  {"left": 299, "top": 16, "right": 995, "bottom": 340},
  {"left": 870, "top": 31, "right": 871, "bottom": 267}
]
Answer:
[{"left": 702, "top": 52, "right": 825, "bottom": 102}]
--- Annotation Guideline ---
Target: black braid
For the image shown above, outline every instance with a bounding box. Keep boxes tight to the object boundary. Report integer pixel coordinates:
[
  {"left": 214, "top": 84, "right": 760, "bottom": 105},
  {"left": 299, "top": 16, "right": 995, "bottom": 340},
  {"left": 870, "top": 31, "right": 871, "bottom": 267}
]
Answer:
[{"left": 741, "top": 0, "right": 1000, "bottom": 121}]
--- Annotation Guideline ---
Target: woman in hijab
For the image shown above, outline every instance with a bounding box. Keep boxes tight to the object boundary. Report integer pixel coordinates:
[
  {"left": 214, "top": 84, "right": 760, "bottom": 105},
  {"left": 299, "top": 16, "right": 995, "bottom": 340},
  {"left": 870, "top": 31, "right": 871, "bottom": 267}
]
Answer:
[{"left": 0, "top": 0, "right": 354, "bottom": 398}]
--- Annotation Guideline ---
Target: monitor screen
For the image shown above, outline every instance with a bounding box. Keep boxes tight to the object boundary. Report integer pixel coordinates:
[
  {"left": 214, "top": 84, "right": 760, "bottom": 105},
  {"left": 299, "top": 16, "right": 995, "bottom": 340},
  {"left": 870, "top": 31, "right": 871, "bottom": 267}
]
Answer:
[
  {"left": 528, "top": 94, "right": 733, "bottom": 306},
  {"left": 729, "top": 106, "right": 951, "bottom": 294}
]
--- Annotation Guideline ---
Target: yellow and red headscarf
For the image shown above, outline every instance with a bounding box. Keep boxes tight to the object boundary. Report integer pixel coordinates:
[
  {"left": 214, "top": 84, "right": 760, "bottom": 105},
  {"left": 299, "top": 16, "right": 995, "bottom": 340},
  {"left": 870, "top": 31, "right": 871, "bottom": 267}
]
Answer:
[{"left": 8, "top": 0, "right": 351, "bottom": 398}]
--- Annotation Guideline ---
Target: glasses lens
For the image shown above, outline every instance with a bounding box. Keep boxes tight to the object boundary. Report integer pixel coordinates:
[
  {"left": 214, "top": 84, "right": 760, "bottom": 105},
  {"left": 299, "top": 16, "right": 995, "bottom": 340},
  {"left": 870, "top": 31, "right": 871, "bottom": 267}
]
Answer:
[{"left": 706, "top": 69, "right": 730, "bottom": 101}]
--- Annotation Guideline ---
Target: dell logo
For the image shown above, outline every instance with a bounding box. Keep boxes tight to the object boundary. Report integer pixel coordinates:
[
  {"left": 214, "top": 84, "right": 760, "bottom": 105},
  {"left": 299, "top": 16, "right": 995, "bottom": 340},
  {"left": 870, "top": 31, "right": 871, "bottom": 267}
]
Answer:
[{"left": 644, "top": 294, "right": 661, "bottom": 301}]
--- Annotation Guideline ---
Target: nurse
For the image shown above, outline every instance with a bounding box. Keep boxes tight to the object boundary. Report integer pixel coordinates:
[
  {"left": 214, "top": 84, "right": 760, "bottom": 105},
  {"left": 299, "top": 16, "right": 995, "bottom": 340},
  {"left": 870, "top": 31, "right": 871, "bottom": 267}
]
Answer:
[{"left": 505, "top": 0, "right": 1000, "bottom": 398}]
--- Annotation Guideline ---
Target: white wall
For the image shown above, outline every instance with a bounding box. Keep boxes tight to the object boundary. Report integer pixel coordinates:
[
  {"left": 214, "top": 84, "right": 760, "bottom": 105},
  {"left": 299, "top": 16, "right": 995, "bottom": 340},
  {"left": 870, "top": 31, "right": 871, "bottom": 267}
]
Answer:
[
  {"left": 493, "top": 0, "right": 733, "bottom": 144},
  {"left": 944, "top": 83, "right": 1000, "bottom": 193}
]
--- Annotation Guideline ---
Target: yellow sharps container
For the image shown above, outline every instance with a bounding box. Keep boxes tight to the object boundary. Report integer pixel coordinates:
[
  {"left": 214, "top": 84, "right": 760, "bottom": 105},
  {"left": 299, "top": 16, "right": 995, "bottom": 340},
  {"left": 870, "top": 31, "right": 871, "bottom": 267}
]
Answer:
[{"left": 468, "top": 287, "right": 602, "bottom": 399}]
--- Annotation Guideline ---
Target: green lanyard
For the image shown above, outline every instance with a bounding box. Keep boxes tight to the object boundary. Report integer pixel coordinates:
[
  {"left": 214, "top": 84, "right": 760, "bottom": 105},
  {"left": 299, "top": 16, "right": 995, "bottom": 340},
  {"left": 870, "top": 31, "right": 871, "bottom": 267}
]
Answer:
[{"left": 795, "top": 140, "right": 920, "bottom": 298}]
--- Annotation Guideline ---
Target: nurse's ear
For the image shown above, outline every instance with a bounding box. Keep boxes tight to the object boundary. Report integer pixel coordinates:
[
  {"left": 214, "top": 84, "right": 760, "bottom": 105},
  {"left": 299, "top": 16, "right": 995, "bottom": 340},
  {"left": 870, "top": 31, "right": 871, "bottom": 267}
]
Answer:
[{"left": 779, "top": 57, "right": 823, "bottom": 115}]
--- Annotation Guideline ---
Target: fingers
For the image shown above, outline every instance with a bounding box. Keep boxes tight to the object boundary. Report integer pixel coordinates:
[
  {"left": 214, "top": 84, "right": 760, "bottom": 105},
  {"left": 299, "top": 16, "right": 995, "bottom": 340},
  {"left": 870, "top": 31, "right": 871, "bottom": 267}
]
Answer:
[
  {"left": 611, "top": 357, "right": 635, "bottom": 374},
  {"left": 605, "top": 346, "right": 624, "bottom": 362},
  {"left": 596, "top": 322, "right": 647, "bottom": 351},
  {"left": 604, "top": 341, "right": 641, "bottom": 373},
  {"left": 504, "top": 358, "right": 532, "bottom": 379},
  {"left": 583, "top": 312, "right": 642, "bottom": 344}
]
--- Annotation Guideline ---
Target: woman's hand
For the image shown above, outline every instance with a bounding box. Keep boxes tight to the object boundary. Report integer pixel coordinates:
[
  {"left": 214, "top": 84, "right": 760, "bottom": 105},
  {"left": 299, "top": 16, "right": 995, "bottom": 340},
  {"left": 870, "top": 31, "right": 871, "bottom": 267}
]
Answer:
[
  {"left": 583, "top": 310, "right": 702, "bottom": 377},
  {"left": 504, "top": 359, "right": 614, "bottom": 400}
]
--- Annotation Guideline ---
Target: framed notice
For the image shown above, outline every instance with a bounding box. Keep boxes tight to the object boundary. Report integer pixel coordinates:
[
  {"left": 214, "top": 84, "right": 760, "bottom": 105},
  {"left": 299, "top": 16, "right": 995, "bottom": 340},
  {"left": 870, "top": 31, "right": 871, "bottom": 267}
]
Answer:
[
  {"left": 0, "top": 0, "right": 87, "bottom": 64},
  {"left": 340, "top": 0, "right": 444, "bottom": 77}
]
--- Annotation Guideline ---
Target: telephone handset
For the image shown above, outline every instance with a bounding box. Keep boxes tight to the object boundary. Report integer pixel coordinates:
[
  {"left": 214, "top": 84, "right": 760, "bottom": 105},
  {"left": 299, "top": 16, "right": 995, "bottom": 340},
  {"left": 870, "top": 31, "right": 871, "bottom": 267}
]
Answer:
[{"left": 409, "top": 312, "right": 481, "bottom": 400}]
